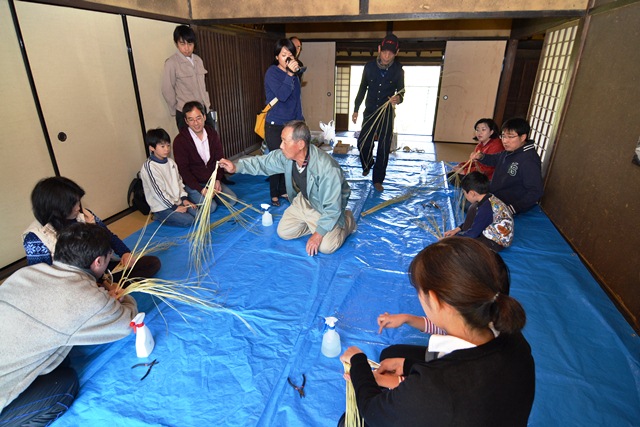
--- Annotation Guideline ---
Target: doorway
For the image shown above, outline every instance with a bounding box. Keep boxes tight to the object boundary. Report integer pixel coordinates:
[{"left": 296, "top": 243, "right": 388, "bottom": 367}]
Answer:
[{"left": 345, "top": 65, "right": 441, "bottom": 136}]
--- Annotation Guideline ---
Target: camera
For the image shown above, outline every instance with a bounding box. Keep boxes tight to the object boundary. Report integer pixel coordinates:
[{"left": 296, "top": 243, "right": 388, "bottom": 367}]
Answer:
[{"left": 285, "top": 57, "right": 306, "bottom": 75}]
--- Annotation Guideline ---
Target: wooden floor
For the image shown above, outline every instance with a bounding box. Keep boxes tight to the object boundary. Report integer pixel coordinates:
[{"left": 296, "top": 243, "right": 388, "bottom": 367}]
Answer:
[
  {"left": 434, "top": 141, "right": 475, "bottom": 163},
  {"left": 108, "top": 210, "right": 150, "bottom": 240}
]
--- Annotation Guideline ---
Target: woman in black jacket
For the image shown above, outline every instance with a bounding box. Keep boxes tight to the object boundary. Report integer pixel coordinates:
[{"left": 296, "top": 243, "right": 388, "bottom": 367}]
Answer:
[{"left": 340, "top": 237, "right": 535, "bottom": 427}]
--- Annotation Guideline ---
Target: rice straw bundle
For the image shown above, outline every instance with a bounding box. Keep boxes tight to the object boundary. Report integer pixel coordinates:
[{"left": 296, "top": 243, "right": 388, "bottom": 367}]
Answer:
[
  {"left": 465, "top": 158, "right": 475, "bottom": 175},
  {"left": 207, "top": 206, "right": 250, "bottom": 231},
  {"left": 109, "top": 212, "right": 175, "bottom": 277},
  {"left": 112, "top": 275, "right": 254, "bottom": 332},
  {"left": 108, "top": 215, "right": 254, "bottom": 331},
  {"left": 342, "top": 361, "right": 365, "bottom": 427},
  {"left": 412, "top": 219, "right": 439, "bottom": 240},
  {"left": 110, "top": 240, "right": 176, "bottom": 275},
  {"left": 213, "top": 194, "right": 256, "bottom": 232},
  {"left": 358, "top": 88, "right": 406, "bottom": 169},
  {"left": 217, "top": 191, "right": 261, "bottom": 214},
  {"left": 425, "top": 214, "right": 444, "bottom": 239},
  {"left": 412, "top": 219, "right": 426, "bottom": 230},
  {"left": 361, "top": 191, "right": 414, "bottom": 217},
  {"left": 446, "top": 159, "right": 472, "bottom": 186},
  {"left": 188, "top": 162, "right": 221, "bottom": 272}
]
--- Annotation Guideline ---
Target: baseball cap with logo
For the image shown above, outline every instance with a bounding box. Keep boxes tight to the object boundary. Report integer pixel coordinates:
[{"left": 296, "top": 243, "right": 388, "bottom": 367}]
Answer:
[{"left": 380, "top": 34, "right": 399, "bottom": 53}]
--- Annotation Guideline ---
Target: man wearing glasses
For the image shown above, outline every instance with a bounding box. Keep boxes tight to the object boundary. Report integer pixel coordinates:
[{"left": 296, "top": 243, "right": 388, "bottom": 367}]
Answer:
[
  {"left": 173, "top": 101, "right": 236, "bottom": 209},
  {"left": 470, "top": 118, "right": 543, "bottom": 214}
]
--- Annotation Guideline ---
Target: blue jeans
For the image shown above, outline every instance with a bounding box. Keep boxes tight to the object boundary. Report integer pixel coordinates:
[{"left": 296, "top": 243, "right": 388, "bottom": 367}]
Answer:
[
  {"left": 0, "top": 365, "right": 78, "bottom": 426},
  {"left": 185, "top": 183, "right": 237, "bottom": 211},
  {"left": 153, "top": 206, "right": 198, "bottom": 227}
]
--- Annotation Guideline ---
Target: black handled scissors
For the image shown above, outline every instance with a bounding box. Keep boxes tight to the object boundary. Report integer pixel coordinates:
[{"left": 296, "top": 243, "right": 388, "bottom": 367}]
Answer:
[{"left": 131, "top": 359, "right": 159, "bottom": 381}]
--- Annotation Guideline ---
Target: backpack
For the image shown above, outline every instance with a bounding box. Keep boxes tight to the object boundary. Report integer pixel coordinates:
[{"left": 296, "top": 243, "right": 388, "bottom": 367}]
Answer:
[{"left": 127, "top": 173, "right": 151, "bottom": 215}]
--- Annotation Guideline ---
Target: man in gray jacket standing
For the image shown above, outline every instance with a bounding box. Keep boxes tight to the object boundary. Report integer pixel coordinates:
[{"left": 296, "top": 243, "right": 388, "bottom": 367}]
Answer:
[
  {"left": 0, "top": 223, "right": 138, "bottom": 426},
  {"left": 162, "top": 25, "right": 215, "bottom": 130}
]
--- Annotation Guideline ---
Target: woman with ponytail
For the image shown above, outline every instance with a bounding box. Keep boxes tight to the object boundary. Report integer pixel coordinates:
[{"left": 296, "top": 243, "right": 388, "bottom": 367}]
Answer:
[{"left": 340, "top": 237, "right": 535, "bottom": 427}]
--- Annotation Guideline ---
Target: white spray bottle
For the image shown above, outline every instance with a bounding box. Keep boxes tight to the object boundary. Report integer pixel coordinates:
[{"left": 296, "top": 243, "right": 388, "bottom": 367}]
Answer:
[
  {"left": 321, "top": 316, "right": 341, "bottom": 358},
  {"left": 260, "top": 203, "right": 273, "bottom": 227},
  {"left": 130, "top": 312, "right": 155, "bottom": 358}
]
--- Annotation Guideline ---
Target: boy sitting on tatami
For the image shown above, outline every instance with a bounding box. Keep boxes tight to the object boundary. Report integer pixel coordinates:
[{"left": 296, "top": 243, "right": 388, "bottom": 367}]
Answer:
[
  {"left": 140, "top": 128, "right": 198, "bottom": 227},
  {"left": 444, "top": 171, "right": 514, "bottom": 251}
]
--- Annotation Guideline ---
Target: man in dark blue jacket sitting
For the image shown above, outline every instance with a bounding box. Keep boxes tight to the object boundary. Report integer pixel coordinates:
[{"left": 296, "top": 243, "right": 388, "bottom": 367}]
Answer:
[{"left": 471, "top": 118, "right": 543, "bottom": 214}]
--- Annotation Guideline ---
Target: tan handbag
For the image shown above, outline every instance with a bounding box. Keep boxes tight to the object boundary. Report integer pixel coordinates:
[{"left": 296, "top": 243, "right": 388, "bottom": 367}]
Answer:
[{"left": 255, "top": 97, "right": 278, "bottom": 139}]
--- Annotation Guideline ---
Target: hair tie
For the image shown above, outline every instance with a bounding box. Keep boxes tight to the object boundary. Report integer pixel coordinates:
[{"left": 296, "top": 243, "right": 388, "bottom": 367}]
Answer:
[{"left": 492, "top": 292, "right": 500, "bottom": 302}]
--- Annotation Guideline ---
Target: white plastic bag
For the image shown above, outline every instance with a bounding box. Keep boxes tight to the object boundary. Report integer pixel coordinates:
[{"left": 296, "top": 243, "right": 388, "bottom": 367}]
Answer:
[{"left": 319, "top": 120, "right": 336, "bottom": 146}]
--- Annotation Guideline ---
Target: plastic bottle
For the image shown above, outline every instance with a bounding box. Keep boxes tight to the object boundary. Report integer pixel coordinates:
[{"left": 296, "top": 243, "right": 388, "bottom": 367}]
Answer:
[
  {"left": 420, "top": 163, "right": 428, "bottom": 184},
  {"left": 321, "top": 316, "right": 341, "bottom": 358},
  {"left": 260, "top": 203, "right": 273, "bottom": 226},
  {"left": 130, "top": 312, "right": 155, "bottom": 358}
]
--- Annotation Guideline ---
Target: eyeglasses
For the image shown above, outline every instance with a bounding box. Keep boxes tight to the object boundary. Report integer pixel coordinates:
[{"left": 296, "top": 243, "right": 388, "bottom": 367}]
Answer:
[
  {"left": 186, "top": 115, "right": 203, "bottom": 124},
  {"left": 500, "top": 133, "right": 520, "bottom": 140}
]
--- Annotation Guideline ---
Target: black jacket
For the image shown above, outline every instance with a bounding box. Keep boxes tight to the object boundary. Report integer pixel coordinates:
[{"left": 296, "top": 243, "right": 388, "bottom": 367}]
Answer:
[
  {"left": 350, "top": 332, "right": 535, "bottom": 427},
  {"left": 354, "top": 59, "right": 404, "bottom": 117},
  {"left": 480, "top": 142, "right": 543, "bottom": 214}
]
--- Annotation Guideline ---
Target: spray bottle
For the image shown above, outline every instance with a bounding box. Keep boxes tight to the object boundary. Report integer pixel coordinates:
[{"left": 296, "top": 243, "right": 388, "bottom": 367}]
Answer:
[
  {"left": 130, "top": 312, "right": 155, "bottom": 358},
  {"left": 321, "top": 316, "right": 341, "bottom": 358},
  {"left": 260, "top": 203, "right": 273, "bottom": 227}
]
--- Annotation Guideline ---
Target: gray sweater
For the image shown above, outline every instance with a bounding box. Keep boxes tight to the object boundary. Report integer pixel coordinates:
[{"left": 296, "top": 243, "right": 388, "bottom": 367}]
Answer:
[{"left": 0, "top": 262, "right": 138, "bottom": 409}]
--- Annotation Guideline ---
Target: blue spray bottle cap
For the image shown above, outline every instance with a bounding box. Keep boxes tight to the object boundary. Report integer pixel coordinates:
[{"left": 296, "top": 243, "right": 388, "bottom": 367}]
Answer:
[{"left": 324, "top": 316, "right": 338, "bottom": 330}]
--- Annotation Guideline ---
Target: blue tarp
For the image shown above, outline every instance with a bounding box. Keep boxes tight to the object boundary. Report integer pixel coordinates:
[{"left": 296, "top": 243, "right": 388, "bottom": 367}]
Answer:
[{"left": 54, "top": 151, "right": 640, "bottom": 426}]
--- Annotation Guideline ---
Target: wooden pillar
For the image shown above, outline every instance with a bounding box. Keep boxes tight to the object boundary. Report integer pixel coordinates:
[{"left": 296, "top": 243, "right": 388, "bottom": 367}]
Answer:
[{"left": 493, "top": 38, "right": 518, "bottom": 126}]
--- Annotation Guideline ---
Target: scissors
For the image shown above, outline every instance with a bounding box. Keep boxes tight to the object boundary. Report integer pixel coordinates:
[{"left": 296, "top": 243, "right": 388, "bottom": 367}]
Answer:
[{"left": 131, "top": 359, "right": 159, "bottom": 381}]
